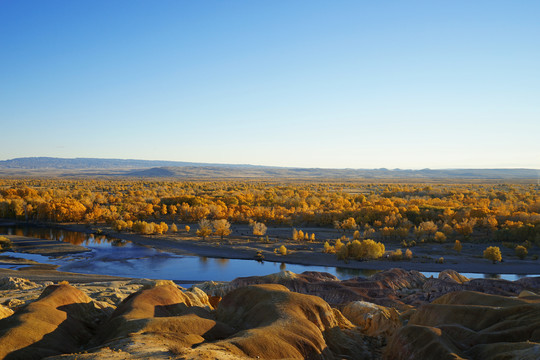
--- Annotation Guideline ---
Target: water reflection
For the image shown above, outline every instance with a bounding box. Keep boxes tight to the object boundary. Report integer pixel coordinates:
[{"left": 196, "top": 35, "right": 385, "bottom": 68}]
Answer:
[
  {"left": 216, "top": 258, "right": 229, "bottom": 268},
  {"left": 1, "top": 225, "right": 538, "bottom": 283},
  {"left": 111, "top": 239, "right": 127, "bottom": 247},
  {"left": 0, "top": 226, "right": 119, "bottom": 248}
]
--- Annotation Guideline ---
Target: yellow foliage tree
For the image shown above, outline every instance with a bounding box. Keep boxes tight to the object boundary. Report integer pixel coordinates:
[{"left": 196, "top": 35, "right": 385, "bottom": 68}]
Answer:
[
  {"left": 340, "top": 217, "right": 358, "bottom": 233},
  {"left": 515, "top": 245, "right": 527, "bottom": 260},
  {"left": 483, "top": 246, "right": 502, "bottom": 264},
  {"left": 454, "top": 240, "right": 462, "bottom": 253},
  {"left": 212, "top": 219, "right": 231, "bottom": 240},
  {"left": 405, "top": 248, "right": 413, "bottom": 260},
  {"left": 323, "top": 241, "right": 335, "bottom": 253},
  {"left": 251, "top": 221, "right": 267, "bottom": 236},
  {"left": 340, "top": 239, "right": 385, "bottom": 261},
  {"left": 389, "top": 249, "right": 403, "bottom": 261},
  {"left": 334, "top": 238, "right": 345, "bottom": 252},
  {"left": 434, "top": 231, "right": 446, "bottom": 243},
  {"left": 196, "top": 219, "right": 213, "bottom": 240}
]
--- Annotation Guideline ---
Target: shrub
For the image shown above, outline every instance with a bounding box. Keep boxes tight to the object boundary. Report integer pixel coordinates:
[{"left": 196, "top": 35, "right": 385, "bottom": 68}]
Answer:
[
  {"left": 436, "top": 257, "right": 445, "bottom": 264},
  {"left": 132, "top": 221, "right": 153, "bottom": 234},
  {"left": 434, "top": 232, "right": 446, "bottom": 243},
  {"left": 336, "top": 243, "right": 349, "bottom": 261},
  {"left": 113, "top": 219, "right": 128, "bottom": 231},
  {"left": 405, "top": 248, "right": 413, "bottom": 260},
  {"left": 0, "top": 236, "right": 12, "bottom": 252},
  {"left": 515, "top": 245, "right": 528, "bottom": 260},
  {"left": 323, "top": 241, "right": 335, "bottom": 254},
  {"left": 441, "top": 223, "right": 454, "bottom": 235},
  {"left": 334, "top": 237, "right": 345, "bottom": 252},
  {"left": 212, "top": 219, "right": 231, "bottom": 239},
  {"left": 364, "top": 239, "right": 385, "bottom": 259},
  {"left": 196, "top": 219, "right": 213, "bottom": 240},
  {"left": 337, "top": 239, "right": 385, "bottom": 261},
  {"left": 389, "top": 249, "right": 403, "bottom": 261},
  {"left": 170, "top": 223, "right": 178, "bottom": 233},
  {"left": 185, "top": 225, "right": 190, "bottom": 233},
  {"left": 483, "top": 246, "right": 502, "bottom": 264},
  {"left": 521, "top": 240, "right": 533, "bottom": 249},
  {"left": 157, "top": 222, "right": 168, "bottom": 234},
  {"left": 250, "top": 221, "right": 267, "bottom": 236},
  {"left": 278, "top": 245, "right": 287, "bottom": 255},
  {"left": 454, "top": 240, "right": 462, "bottom": 253},
  {"left": 347, "top": 240, "right": 363, "bottom": 259}
]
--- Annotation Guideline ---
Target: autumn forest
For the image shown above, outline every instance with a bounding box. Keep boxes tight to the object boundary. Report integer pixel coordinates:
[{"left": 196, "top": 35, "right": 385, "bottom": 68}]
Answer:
[{"left": 0, "top": 179, "right": 538, "bottom": 248}]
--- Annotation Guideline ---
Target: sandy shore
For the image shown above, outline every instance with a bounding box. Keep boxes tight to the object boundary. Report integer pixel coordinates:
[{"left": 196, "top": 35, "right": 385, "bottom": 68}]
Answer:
[{"left": 0, "top": 267, "right": 131, "bottom": 283}]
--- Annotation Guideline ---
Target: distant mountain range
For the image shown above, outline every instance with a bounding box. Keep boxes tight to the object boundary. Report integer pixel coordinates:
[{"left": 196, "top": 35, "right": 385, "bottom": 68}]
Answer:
[
  {"left": 0, "top": 157, "right": 538, "bottom": 180},
  {"left": 0, "top": 157, "right": 252, "bottom": 169}
]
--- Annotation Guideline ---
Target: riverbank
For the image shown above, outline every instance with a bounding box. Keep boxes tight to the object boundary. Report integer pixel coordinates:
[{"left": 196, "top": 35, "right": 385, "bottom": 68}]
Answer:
[
  {"left": 54, "top": 222, "right": 540, "bottom": 275},
  {"left": 2, "top": 220, "right": 539, "bottom": 276}
]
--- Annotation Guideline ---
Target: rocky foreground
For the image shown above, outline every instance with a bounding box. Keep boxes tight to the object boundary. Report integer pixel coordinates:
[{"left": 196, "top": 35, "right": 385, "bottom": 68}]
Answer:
[{"left": 0, "top": 269, "right": 539, "bottom": 359}]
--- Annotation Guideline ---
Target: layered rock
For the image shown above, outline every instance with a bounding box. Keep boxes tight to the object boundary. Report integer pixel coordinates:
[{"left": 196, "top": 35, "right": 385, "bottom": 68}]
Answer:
[
  {"left": 438, "top": 269, "right": 469, "bottom": 284},
  {"left": 1, "top": 270, "right": 539, "bottom": 360},
  {"left": 190, "top": 284, "right": 371, "bottom": 359},
  {"left": 0, "top": 305, "right": 13, "bottom": 320},
  {"left": 420, "top": 275, "right": 540, "bottom": 303},
  {"left": 198, "top": 268, "right": 427, "bottom": 310},
  {"left": 341, "top": 301, "right": 401, "bottom": 337},
  {"left": 0, "top": 277, "right": 41, "bottom": 290},
  {"left": 0, "top": 283, "right": 109, "bottom": 360},
  {"left": 384, "top": 290, "right": 540, "bottom": 360},
  {"left": 92, "top": 282, "right": 221, "bottom": 348}
]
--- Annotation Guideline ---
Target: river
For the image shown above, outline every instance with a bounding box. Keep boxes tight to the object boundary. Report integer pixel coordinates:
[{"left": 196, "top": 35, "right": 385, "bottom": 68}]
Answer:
[{"left": 0, "top": 225, "right": 535, "bottom": 283}]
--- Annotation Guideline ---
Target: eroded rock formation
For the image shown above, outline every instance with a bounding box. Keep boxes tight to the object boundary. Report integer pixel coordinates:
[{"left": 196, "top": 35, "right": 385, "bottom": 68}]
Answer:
[
  {"left": 0, "top": 283, "right": 109, "bottom": 360},
  {"left": 198, "top": 268, "right": 427, "bottom": 310},
  {"left": 0, "top": 270, "right": 538, "bottom": 359},
  {"left": 384, "top": 290, "right": 540, "bottom": 360}
]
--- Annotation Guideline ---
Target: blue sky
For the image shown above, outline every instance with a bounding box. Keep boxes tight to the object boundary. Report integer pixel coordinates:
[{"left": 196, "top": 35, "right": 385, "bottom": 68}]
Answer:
[{"left": 1, "top": 1, "right": 539, "bottom": 169}]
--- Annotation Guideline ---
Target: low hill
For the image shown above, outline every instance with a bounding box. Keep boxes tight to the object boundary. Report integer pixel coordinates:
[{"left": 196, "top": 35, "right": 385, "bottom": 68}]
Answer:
[
  {"left": 0, "top": 157, "right": 232, "bottom": 169},
  {"left": 0, "top": 157, "right": 538, "bottom": 180}
]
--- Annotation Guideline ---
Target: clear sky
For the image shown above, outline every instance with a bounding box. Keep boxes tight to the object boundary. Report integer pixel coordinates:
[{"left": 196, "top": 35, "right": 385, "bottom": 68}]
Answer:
[{"left": 1, "top": 1, "right": 539, "bottom": 169}]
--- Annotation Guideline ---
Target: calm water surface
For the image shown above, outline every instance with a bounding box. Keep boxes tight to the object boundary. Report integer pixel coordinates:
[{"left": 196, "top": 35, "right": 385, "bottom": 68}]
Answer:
[{"left": 0, "top": 225, "right": 536, "bottom": 282}]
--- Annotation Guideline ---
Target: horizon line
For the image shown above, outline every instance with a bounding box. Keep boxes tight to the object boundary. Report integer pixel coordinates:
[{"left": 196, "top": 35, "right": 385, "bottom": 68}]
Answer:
[{"left": 1, "top": 156, "right": 539, "bottom": 171}]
